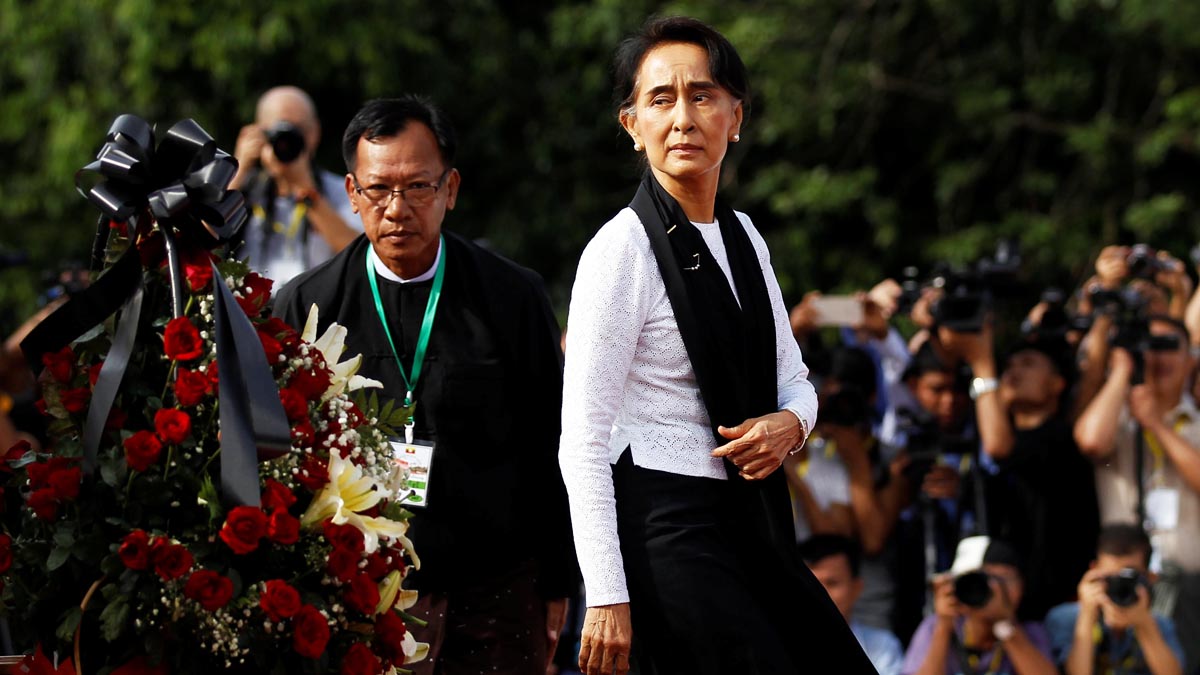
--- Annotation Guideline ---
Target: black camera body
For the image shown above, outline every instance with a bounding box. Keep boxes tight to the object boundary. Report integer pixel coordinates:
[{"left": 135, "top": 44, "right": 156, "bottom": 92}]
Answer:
[
  {"left": 1105, "top": 567, "right": 1147, "bottom": 607},
  {"left": 899, "top": 240, "right": 1022, "bottom": 333},
  {"left": 265, "top": 122, "right": 306, "bottom": 164},
  {"left": 1024, "top": 287, "right": 1092, "bottom": 339},
  {"left": 896, "top": 407, "right": 975, "bottom": 487},
  {"left": 1090, "top": 283, "right": 1181, "bottom": 383},
  {"left": 954, "top": 571, "right": 994, "bottom": 609},
  {"left": 1126, "top": 244, "right": 1165, "bottom": 281}
]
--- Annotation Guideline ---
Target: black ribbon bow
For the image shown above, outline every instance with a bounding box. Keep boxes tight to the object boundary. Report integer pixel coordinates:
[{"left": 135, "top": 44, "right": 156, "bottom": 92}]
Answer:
[{"left": 23, "top": 114, "right": 290, "bottom": 508}]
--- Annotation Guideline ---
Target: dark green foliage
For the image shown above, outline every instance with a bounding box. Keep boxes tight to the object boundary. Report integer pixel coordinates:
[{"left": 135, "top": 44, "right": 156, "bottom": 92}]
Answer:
[{"left": 3, "top": 0, "right": 1200, "bottom": 331}]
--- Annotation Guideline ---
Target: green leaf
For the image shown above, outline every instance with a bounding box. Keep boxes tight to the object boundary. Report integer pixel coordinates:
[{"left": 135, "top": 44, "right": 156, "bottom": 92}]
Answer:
[
  {"left": 198, "top": 474, "right": 223, "bottom": 524},
  {"left": 55, "top": 607, "right": 82, "bottom": 642},
  {"left": 46, "top": 546, "right": 71, "bottom": 571},
  {"left": 98, "top": 595, "right": 130, "bottom": 642}
]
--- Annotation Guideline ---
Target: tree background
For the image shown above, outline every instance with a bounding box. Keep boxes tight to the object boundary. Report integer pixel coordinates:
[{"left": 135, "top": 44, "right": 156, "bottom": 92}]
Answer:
[{"left": 4, "top": 0, "right": 1200, "bottom": 334}]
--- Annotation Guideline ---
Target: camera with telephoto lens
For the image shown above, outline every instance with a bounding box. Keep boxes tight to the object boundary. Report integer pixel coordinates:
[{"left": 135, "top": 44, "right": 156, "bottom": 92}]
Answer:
[
  {"left": 1126, "top": 244, "right": 1165, "bottom": 281},
  {"left": 1105, "top": 567, "right": 1147, "bottom": 607},
  {"left": 954, "top": 571, "right": 994, "bottom": 609},
  {"left": 896, "top": 241, "right": 1022, "bottom": 333},
  {"left": 1022, "top": 287, "right": 1092, "bottom": 339},
  {"left": 1089, "top": 283, "right": 1181, "bottom": 383},
  {"left": 896, "top": 407, "right": 976, "bottom": 487},
  {"left": 264, "top": 122, "right": 306, "bottom": 164}
]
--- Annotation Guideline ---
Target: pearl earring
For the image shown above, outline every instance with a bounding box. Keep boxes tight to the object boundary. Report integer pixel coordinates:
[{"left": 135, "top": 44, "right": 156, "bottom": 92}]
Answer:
[
  {"left": 732, "top": 134, "right": 740, "bottom": 142},
  {"left": 633, "top": 142, "right": 643, "bottom": 152}
]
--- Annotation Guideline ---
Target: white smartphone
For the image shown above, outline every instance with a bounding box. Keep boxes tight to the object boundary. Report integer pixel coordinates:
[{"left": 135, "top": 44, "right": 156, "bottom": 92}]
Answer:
[{"left": 811, "top": 295, "right": 864, "bottom": 327}]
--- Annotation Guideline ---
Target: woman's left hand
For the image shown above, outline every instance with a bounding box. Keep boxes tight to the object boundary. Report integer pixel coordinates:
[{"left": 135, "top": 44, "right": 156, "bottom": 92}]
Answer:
[{"left": 711, "top": 411, "right": 804, "bottom": 480}]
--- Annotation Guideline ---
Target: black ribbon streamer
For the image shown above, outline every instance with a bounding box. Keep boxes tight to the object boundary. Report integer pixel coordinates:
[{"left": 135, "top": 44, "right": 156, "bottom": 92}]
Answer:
[{"left": 22, "top": 114, "right": 289, "bottom": 507}]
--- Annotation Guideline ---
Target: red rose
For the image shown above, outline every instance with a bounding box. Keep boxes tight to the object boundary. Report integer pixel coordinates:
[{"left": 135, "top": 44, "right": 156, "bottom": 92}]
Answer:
[
  {"left": 258, "top": 330, "right": 283, "bottom": 365},
  {"left": 0, "top": 533, "right": 13, "bottom": 574},
  {"left": 268, "top": 510, "right": 300, "bottom": 545},
  {"left": 258, "top": 579, "right": 302, "bottom": 622},
  {"left": 183, "top": 248, "right": 215, "bottom": 293},
  {"left": 205, "top": 360, "right": 220, "bottom": 390},
  {"left": 151, "top": 540, "right": 194, "bottom": 581},
  {"left": 27, "top": 488, "right": 58, "bottom": 521},
  {"left": 260, "top": 317, "right": 300, "bottom": 348},
  {"left": 163, "top": 318, "right": 204, "bottom": 362},
  {"left": 41, "top": 347, "right": 75, "bottom": 384},
  {"left": 59, "top": 387, "right": 91, "bottom": 414},
  {"left": 296, "top": 453, "right": 327, "bottom": 490},
  {"left": 2, "top": 440, "right": 30, "bottom": 472},
  {"left": 326, "top": 547, "right": 360, "bottom": 583},
  {"left": 374, "top": 610, "right": 408, "bottom": 663},
  {"left": 324, "top": 522, "right": 366, "bottom": 554},
  {"left": 362, "top": 552, "right": 390, "bottom": 582},
  {"left": 124, "top": 431, "right": 163, "bottom": 472},
  {"left": 137, "top": 230, "right": 166, "bottom": 268},
  {"left": 261, "top": 479, "right": 297, "bottom": 513},
  {"left": 154, "top": 408, "right": 192, "bottom": 445},
  {"left": 344, "top": 573, "right": 381, "bottom": 616},
  {"left": 291, "top": 605, "right": 331, "bottom": 659},
  {"left": 235, "top": 273, "right": 274, "bottom": 318},
  {"left": 292, "top": 420, "right": 317, "bottom": 449},
  {"left": 183, "top": 569, "right": 234, "bottom": 612},
  {"left": 219, "top": 505, "right": 268, "bottom": 554},
  {"left": 340, "top": 642, "right": 382, "bottom": 675},
  {"left": 111, "top": 655, "right": 169, "bottom": 675},
  {"left": 119, "top": 530, "right": 152, "bottom": 570},
  {"left": 47, "top": 465, "right": 81, "bottom": 501},
  {"left": 278, "top": 388, "right": 308, "bottom": 422},
  {"left": 288, "top": 355, "right": 331, "bottom": 400},
  {"left": 173, "top": 368, "right": 210, "bottom": 407},
  {"left": 87, "top": 362, "right": 104, "bottom": 388},
  {"left": 106, "top": 407, "right": 128, "bottom": 431}
]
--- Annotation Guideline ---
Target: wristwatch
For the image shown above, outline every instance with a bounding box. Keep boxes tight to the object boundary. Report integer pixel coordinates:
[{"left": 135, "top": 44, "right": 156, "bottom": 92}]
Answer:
[
  {"left": 969, "top": 377, "right": 999, "bottom": 400},
  {"left": 788, "top": 417, "right": 810, "bottom": 456},
  {"left": 992, "top": 619, "right": 1015, "bottom": 642}
]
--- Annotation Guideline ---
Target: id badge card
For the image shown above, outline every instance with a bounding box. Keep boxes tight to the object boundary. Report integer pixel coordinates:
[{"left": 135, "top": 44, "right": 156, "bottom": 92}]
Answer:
[
  {"left": 1145, "top": 487, "right": 1180, "bottom": 531},
  {"left": 390, "top": 439, "right": 435, "bottom": 508}
]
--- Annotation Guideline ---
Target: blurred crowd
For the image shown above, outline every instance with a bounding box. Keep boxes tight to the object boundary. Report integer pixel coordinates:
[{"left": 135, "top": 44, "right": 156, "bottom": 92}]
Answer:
[{"left": 786, "top": 243, "right": 1200, "bottom": 674}]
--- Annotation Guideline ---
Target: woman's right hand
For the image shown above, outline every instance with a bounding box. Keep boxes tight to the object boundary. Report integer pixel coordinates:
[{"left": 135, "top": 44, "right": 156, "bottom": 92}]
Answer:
[{"left": 578, "top": 603, "right": 632, "bottom": 675}]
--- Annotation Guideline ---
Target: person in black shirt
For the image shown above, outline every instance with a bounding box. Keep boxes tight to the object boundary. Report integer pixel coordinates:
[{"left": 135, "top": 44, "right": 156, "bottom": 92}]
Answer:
[
  {"left": 273, "top": 96, "right": 578, "bottom": 675},
  {"left": 940, "top": 323, "right": 1100, "bottom": 621}
]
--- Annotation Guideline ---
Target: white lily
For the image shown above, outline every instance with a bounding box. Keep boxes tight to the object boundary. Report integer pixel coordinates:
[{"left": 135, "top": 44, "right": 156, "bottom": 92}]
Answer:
[
  {"left": 301, "top": 304, "right": 382, "bottom": 400},
  {"left": 300, "top": 450, "right": 416, "bottom": 558},
  {"left": 402, "top": 632, "right": 429, "bottom": 663}
]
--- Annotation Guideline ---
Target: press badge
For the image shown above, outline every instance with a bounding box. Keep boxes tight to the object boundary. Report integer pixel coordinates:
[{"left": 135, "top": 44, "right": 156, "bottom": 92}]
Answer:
[
  {"left": 1144, "top": 487, "right": 1180, "bottom": 531},
  {"left": 391, "top": 439, "right": 435, "bottom": 508}
]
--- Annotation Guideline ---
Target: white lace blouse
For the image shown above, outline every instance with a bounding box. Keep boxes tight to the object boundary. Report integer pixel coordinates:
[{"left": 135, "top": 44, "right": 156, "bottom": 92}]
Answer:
[{"left": 559, "top": 206, "right": 818, "bottom": 607}]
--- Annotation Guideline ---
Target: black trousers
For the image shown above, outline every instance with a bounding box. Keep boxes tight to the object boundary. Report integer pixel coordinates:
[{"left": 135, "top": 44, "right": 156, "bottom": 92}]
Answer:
[{"left": 613, "top": 451, "right": 877, "bottom": 675}]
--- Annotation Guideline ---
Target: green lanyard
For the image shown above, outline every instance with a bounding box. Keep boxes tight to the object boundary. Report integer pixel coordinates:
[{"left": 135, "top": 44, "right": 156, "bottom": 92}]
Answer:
[{"left": 365, "top": 238, "right": 446, "bottom": 438}]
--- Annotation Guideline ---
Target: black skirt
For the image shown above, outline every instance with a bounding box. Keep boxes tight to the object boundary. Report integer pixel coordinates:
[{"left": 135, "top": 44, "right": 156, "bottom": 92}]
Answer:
[{"left": 613, "top": 449, "right": 878, "bottom": 675}]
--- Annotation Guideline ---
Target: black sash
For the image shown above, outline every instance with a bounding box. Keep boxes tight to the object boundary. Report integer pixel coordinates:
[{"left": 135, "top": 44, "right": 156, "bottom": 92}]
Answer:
[{"left": 628, "top": 171, "right": 776, "bottom": 443}]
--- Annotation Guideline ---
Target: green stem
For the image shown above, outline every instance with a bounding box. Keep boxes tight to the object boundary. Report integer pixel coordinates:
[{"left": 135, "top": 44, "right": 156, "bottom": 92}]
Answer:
[{"left": 162, "top": 446, "right": 173, "bottom": 480}]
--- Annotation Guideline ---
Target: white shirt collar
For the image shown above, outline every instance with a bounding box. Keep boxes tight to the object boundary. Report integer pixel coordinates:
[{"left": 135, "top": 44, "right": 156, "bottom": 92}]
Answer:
[{"left": 369, "top": 239, "right": 442, "bottom": 283}]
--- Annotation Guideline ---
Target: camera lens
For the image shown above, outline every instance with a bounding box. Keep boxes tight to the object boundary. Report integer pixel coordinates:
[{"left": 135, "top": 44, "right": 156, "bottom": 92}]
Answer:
[
  {"left": 1105, "top": 568, "right": 1143, "bottom": 607},
  {"left": 953, "top": 571, "right": 993, "bottom": 609},
  {"left": 265, "top": 122, "right": 306, "bottom": 164}
]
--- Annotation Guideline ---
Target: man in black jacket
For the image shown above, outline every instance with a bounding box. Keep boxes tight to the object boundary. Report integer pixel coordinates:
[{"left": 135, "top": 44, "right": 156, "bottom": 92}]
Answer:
[{"left": 274, "top": 96, "right": 579, "bottom": 675}]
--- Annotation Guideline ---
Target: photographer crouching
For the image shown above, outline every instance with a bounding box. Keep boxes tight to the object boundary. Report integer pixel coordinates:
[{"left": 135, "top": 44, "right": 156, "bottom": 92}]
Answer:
[
  {"left": 1045, "top": 525, "right": 1184, "bottom": 675},
  {"left": 902, "top": 537, "right": 1056, "bottom": 675}
]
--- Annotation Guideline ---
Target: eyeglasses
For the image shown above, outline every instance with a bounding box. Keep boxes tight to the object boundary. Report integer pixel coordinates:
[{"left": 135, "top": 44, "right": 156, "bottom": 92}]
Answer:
[{"left": 352, "top": 169, "right": 450, "bottom": 209}]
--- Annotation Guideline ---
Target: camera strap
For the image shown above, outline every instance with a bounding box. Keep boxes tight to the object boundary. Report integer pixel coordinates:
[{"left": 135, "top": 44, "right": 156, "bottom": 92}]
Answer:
[{"left": 950, "top": 629, "right": 1004, "bottom": 675}]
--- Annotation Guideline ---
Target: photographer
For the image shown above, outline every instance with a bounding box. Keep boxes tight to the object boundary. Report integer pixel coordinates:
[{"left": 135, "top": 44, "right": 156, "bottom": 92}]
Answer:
[
  {"left": 902, "top": 538, "right": 1055, "bottom": 675},
  {"left": 1045, "top": 525, "right": 1184, "bottom": 675},
  {"left": 937, "top": 316, "right": 1100, "bottom": 620},
  {"left": 229, "top": 86, "right": 360, "bottom": 285},
  {"left": 1074, "top": 315, "right": 1200, "bottom": 670},
  {"left": 788, "top": 347, "right": 910, "bottom": 631}
]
